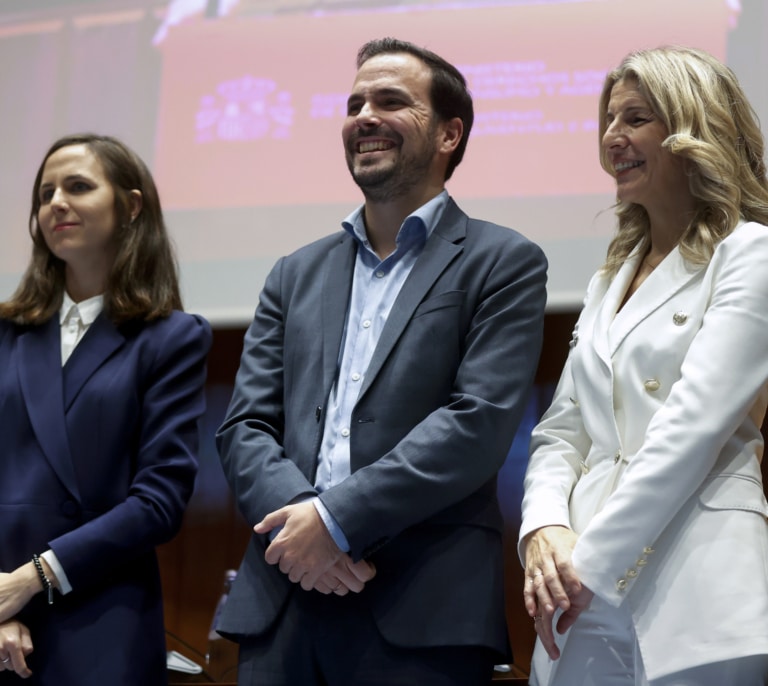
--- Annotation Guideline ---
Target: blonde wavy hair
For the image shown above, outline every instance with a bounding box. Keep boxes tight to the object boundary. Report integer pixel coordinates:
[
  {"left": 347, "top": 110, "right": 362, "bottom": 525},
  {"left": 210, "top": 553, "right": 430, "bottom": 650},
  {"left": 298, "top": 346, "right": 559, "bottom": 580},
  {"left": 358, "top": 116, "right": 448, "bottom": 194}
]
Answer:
[{"left": 599, "top": 46, "right": 768, "bottom": 277}]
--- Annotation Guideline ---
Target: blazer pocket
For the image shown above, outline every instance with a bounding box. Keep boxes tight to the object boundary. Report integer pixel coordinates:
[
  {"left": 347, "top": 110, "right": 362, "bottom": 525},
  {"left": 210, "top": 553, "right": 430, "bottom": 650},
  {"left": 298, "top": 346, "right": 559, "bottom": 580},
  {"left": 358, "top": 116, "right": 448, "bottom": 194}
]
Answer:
[
  {"left": 698, "top": 473, "right": 768, "bottom": 517},
  {"left": 413, "top": 290, "right": 465, "bottom": 318}
]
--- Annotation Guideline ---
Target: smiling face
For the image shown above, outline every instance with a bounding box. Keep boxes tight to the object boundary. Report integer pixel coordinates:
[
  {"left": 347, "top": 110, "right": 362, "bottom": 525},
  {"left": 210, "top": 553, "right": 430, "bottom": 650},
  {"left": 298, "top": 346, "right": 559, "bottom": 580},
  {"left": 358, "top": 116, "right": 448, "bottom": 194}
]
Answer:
[
  {"left": 602, "top": 78, "right": 693, "bottom": 220},
  {"left": 36, "top": 144, "right": 120, "bottom": 287},
  {"left": 342, "top": 52, "right": 455, "bottom": 203}
]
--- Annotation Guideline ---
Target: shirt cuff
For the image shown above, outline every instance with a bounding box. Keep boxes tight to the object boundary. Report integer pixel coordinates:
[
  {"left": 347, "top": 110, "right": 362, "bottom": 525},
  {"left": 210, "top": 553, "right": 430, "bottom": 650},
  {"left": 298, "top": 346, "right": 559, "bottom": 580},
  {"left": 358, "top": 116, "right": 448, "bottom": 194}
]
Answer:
[
  {"left": 312, "top": 499, "right": 350, "bottom": 552},
  {"left": 41, "top": 549, "right": 72, "bottom": 595}
]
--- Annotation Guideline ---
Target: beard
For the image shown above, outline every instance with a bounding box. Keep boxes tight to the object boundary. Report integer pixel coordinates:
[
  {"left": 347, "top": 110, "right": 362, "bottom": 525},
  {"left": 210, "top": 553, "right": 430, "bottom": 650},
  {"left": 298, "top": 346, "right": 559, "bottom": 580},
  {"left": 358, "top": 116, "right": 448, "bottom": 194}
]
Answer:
[{"left": 346, "top": 122, "right": 439, "bottom": 203}]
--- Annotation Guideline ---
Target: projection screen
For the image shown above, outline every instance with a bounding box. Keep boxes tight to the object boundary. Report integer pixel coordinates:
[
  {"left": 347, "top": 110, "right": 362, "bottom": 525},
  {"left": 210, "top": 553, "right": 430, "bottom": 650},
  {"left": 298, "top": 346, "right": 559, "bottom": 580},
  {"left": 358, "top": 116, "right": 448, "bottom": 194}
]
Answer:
[{"left": 0, "top": 0, "right": 764, "bottom": 325}]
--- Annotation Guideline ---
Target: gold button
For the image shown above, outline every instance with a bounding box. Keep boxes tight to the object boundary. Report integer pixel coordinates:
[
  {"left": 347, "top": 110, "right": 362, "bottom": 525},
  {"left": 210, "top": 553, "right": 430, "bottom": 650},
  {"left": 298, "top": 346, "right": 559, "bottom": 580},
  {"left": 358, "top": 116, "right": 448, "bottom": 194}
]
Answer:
[
  {"left": 672, "top": 312, "right": 688, "bottom": 326},
  {"left": 643, "top": 546, "right": 655, "bottom": 555},
  {"left": 616, "top": 578, "right": 628, "bottom": 591},
  {"left": 643, "top": 379, "right": 660, "bottom": 392},
  {"left": 626, "top": 568, "right": 638, "bottom": 578},
  {"left": 636, "top": 557, "right": 648, "bottom": 566}
]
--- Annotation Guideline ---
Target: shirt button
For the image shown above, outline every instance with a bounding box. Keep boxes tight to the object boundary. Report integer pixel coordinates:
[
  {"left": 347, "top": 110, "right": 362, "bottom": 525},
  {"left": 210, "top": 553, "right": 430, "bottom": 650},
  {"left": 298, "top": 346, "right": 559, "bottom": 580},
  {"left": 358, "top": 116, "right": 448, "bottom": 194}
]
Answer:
[
  {"left": 614, "top": 450, "right": 622, "bottom": 464},
  {"left": 616, "top": 578, "right": 628, "bottom": 592},
  {"left": 362, "top": 320, "right": 371, "bottom": 329},
  {"left": 351, "top": 373, "right": 361, "bottom": 382},
  {"left": 644, "top": 378, "right": 661, "bottom": 392},
  {"left": 375, "top": 271, "right": 385, "bottom": 278},
  {"left": 341, "top": 428, "right": 350, "bottom": 438}
]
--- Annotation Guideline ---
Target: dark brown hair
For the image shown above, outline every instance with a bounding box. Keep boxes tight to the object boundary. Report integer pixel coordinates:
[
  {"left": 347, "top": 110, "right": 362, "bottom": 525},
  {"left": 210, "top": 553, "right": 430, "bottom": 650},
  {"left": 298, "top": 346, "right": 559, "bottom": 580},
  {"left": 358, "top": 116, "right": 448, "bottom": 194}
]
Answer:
[{"left": 0, "top": 133, "right": 182, "bottom": 324}]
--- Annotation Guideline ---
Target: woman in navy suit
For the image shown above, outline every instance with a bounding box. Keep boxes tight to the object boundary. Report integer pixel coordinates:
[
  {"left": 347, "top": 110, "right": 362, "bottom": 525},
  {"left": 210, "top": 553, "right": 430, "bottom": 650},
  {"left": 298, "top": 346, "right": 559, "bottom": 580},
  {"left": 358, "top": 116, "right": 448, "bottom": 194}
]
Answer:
[{"left": 0, "top": 134, "right": 211, "bottom": 684}]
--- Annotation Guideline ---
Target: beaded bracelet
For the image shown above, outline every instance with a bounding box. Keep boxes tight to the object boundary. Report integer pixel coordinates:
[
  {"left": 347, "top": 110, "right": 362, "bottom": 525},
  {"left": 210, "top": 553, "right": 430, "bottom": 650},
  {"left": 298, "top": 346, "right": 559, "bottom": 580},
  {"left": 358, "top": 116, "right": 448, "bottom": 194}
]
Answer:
[{"left": 32, "top": 554, "right": 54, "bottom": 605}]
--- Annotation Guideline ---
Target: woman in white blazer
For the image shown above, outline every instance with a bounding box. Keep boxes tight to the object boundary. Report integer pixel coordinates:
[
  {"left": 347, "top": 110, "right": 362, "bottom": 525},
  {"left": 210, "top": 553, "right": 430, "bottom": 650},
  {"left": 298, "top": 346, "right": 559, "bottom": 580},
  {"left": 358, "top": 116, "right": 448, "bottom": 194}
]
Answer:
[{"left": 520, "top": 47, "right": 768, "bottom": 685}]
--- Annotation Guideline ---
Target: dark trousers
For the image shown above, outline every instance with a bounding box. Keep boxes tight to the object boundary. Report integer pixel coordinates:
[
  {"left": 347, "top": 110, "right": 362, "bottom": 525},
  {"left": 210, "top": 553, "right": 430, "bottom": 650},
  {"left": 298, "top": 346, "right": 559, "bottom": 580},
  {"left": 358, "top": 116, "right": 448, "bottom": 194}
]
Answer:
[{"left": 237, "top": 589, "right": 496, "bottom": 686}]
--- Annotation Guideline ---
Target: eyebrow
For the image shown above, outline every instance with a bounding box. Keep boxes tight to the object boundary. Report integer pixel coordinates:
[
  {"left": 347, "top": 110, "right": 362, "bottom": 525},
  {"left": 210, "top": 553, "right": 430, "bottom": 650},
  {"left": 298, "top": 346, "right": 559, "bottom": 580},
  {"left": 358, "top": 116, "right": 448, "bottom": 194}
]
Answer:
[
  {"left": 39, "top": 173, "right": 91, "bottom": 190},
  {"left": 347, "top": 85, "right": 410, "bottom": 104},
  {"left": 606, "top": 104, "right": 653, "bottom": 118}
]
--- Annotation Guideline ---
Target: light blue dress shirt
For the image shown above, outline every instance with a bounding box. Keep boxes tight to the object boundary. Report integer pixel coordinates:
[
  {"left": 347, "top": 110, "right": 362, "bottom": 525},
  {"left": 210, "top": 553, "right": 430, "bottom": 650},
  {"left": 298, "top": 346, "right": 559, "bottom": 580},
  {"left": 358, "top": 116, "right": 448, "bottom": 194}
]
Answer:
[{"left": 312, "top": 191, "right": 449, "bottom": 551}]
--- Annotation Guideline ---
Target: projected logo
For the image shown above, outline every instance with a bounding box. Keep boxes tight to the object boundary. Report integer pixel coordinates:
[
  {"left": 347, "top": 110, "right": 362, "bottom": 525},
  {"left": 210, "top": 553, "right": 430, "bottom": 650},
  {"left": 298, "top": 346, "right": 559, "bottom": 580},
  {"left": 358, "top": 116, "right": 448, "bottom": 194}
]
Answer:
[{"left": 195, "top": 76, "right": 294, "bottom": 142}]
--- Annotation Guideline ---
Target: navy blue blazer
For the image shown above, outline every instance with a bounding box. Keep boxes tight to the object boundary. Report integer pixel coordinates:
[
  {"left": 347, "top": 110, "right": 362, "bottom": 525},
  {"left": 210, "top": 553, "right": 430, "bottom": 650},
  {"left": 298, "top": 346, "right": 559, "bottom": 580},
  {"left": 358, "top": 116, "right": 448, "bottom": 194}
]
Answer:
[
  {"left": 217, "top": 199, "right": 547, "bottom": 657},
  {"left": 0, "top": 309, "right": 211, "bottom": 685}
]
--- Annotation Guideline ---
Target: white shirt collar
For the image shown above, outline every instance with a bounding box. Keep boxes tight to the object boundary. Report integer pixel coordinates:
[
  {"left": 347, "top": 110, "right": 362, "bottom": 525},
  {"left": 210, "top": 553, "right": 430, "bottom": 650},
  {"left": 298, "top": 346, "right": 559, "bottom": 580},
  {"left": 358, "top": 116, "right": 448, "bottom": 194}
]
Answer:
[{"left": 59, "top": 291, "right": 105, "bottom": 326}]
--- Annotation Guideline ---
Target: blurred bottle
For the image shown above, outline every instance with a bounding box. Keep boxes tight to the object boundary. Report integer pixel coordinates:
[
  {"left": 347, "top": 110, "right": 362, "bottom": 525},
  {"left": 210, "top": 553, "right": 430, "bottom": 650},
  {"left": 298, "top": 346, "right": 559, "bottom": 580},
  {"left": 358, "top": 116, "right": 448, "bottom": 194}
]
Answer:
[
  {"left": 206, "top": 569, "right": 239, "bottom": 680},
  {"left": 208, "top": 569, "right": 237, "bottom": 641}
]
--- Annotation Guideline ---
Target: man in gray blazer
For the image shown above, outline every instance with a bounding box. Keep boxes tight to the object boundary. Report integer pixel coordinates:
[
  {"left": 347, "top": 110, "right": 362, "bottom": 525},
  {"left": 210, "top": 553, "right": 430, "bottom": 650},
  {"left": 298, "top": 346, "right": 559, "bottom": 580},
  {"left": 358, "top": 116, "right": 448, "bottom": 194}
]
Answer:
[{"left": 216, "top": 37, "right": 548, "bottom": 685}]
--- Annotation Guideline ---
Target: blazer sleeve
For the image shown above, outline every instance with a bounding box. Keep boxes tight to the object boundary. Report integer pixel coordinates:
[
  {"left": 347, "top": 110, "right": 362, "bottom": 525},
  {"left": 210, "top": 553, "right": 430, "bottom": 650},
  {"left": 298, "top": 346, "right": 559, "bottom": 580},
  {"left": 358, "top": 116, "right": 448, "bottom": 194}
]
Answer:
[
  {"left": 572, "top": 223, "right": 768, "bottom": 606},
  {"left": 517, "top": 275, "right": 597, "bottom": 561},
  {"left": 321, "top": 234, "right": 548, "bottom": 559},
  {"left": 217, "top": 257, "right": 321, "bottom": 526},
  {"left": 48, "top": 312, "right": 212, "bottom": 590},
  {"left": 518, "top": 359, "right": 590, "bottom": 556}
]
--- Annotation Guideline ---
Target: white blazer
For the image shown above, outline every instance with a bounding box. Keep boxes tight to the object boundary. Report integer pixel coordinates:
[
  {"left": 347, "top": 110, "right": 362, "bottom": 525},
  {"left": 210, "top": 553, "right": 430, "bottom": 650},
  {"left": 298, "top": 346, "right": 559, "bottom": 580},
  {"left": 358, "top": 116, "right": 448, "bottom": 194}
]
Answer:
[{"left": 520, "top": 221, "right": 768, "bottom": 680}]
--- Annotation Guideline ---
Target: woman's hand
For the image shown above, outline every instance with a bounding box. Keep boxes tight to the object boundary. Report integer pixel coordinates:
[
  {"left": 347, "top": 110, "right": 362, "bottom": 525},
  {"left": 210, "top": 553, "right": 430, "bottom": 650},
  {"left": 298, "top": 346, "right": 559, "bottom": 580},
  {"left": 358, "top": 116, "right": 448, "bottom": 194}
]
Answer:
[
  {"left": 523, "top": 525, "right": 585, "bottom": 660},
  {"left": 0, "top": 559, "right": 59, "bottom": 624},
  {"left": 0, "top": 620, "right": 33, "bottom": 678},
  {"left": 555, "top": 583, "right": 594, "bottom": 636}
]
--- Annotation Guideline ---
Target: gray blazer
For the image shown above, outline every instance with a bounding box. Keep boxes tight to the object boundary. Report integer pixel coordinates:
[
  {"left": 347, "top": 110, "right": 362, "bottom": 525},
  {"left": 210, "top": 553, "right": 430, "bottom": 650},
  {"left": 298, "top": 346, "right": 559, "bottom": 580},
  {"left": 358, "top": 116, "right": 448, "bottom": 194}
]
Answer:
[{"left": 217, "top": 198, "right": 547, "bottom": 655}]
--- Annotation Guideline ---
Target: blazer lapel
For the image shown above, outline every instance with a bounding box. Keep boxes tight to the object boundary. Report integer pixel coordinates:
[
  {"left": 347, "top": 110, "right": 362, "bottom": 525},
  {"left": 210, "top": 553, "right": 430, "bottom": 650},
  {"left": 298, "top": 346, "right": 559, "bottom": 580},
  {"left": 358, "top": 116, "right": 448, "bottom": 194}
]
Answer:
[
  {"left": 609, "top": 246, "right": 704, "bottom": 356},
  {"left": 321, "top": 233, "right": 356, "bottom": 391},
  {"left": 588, "top": 255, "right": 638, "bottom": 367},
  {"left": 17, "top": 318, "right": 81, "bottom": 499},
  {"left": 62, "top": 313, "right": 125, "bottom": 411},
  {"left": 357, "top": 203, "right": 465, "bottom": 401}
]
